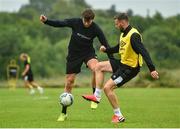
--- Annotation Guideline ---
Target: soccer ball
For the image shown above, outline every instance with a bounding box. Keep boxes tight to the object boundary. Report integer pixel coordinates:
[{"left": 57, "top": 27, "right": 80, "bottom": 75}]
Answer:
[{"left": 59, "top": 92, "right": 74, "bottom": 107}]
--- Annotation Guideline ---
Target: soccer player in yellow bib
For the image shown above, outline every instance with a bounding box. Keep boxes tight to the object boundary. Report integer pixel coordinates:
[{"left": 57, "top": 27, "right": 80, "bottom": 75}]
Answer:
[{"left": 83, "top": 13, "right": 159, "bottom": 123}]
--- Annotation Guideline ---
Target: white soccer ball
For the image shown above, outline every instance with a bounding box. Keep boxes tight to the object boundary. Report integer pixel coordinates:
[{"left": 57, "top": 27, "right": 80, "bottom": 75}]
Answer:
[{"left": 59, "top": 92, "right": 74, "bottom": 107}]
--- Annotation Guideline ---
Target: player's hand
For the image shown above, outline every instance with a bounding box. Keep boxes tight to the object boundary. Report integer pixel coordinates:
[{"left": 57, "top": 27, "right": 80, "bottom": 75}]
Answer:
[
  {"left": 40, "top": 15, "right": 47, "bottom": 23},
  {"left": 150, "top": 70, "right": 159, "bottom": 79},
  {"left": 100, "top": 45, "right": 106, "bottom": 52}
]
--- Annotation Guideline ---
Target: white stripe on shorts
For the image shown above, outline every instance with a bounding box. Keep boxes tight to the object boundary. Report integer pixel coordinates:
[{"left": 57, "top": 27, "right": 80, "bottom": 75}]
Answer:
[
  {"left": 24, "top": 76, "right": 28, "bottom": 81},
  {"left": 113, "top": 76, "right": 123, "bottom": 85}
]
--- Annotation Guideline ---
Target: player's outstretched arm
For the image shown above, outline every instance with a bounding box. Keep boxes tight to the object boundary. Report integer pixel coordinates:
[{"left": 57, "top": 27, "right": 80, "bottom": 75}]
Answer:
[{"left": 40, "top": 14, "right": 73, "bottom": 27}]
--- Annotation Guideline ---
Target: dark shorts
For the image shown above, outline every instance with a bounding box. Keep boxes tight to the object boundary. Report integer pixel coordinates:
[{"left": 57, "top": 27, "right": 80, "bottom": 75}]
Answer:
[
  {"left": 66, "top": 53, "right": 97, "bottom": 74},
  {"left": 109, "top": 59, "right": 140, "bottom": 87},
  {"left": 24, "top": 74, "right": 34, "bottom": 82}
]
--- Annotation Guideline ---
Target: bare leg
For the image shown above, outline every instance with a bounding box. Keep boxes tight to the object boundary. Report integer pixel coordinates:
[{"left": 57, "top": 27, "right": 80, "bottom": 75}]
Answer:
[
  {"left": 30, "top": 81, "right": 40, "bottom": 88},
  {"left": 95, "top": 61, "right": 113, "bottom": 89},
  {"left": 104, "top": 78, "right": 124, "bottom": 119},
  {"left": 25, "top": 81, "right": 33, "bottom": 89},
  {"left": 24, "top": 81, "right": 35, "bottom": 94},
  {"left": 86, "top": 58, "right": 99, "bottom": 108},
  {"left": 64, "top": 74, "right": 76, "bottom": 93},
  {"left": 87, "top": 58, "right": 98, "bottom": 93},
  {"left": 104, "top": 78, "right": 119, "bottom": 109},
  {"left": 61, "top": 73, "right": 76, "bottom": 115},
  {"left": 82, "top": 61, "right": 113, "bottom": 102},
  {"left": 31, "top": 81, "right": 43, "bottom": 94}
]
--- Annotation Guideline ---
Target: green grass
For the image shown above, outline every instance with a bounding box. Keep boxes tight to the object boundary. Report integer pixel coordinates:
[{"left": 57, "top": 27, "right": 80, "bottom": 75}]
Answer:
[{"left": 0, "top": 88, "right": 180, "bottom": 128}]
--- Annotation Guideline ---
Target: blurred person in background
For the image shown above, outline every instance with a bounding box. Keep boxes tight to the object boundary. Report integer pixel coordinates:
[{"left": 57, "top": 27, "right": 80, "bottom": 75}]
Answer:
[{"left": 20, "top": 53, "right": 44, "bottom": 95}]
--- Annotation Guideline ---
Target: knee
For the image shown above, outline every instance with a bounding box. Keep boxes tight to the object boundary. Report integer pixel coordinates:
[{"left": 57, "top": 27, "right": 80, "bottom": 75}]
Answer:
[
  {"left": 95, "top": 62, "right": 103, "bottom": 72},
  {"left": 104, "top": 85, "right": 110, "bottom": 94},
  {"left": 90, "top": 65, "right": 96, "bottom": 73}
]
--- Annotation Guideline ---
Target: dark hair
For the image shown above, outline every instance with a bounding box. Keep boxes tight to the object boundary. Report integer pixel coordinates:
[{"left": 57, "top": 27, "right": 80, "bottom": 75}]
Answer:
[
  {"left": 82, "top": 8, "right": 95, "bottom": 21},
  {"left": 114, "top": 13, "right": 129, "bottom": 21}
]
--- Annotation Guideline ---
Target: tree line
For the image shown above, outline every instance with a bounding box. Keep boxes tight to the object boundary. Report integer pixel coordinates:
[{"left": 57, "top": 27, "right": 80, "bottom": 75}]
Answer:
[{"left": 0, "top": 0, "right": 179, "bottom": 80}]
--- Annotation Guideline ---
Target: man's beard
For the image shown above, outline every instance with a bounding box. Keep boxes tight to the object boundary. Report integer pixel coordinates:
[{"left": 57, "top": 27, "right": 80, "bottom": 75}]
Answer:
[{"left": 120, "top": 27, "right": 124, "bottom": 32}]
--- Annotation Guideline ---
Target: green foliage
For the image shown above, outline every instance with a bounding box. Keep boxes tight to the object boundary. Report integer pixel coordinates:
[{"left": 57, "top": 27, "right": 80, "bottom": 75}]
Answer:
[
  {"left": 0, "top": 0, "right": 179, "bottom": 85},
  {"left": 143, "top": 24, "right": 180, "bottom": 68},
  {"left": 0, "top": 25, "right": 25, "bottom": 77}
]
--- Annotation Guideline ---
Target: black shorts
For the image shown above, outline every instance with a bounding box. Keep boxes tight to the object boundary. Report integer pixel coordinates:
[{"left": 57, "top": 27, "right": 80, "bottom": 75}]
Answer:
[
  {"left": 110, "top": 59, "right": 140, "bottom": 87},
  {"left": 66, "top": 53, "right": 97, "bottom": 74},
  {"left": 24, "top": 74, "right": 34, "bottom": 82}
]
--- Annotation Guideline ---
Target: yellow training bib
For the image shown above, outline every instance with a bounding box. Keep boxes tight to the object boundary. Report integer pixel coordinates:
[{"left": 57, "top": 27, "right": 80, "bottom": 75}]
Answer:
[{"left": 119, "top": 28, "right": 143, "bottom": 67}]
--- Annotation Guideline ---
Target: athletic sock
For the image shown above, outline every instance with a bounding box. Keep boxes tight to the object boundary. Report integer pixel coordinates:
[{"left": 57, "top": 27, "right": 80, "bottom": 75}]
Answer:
[
  {"left": 114, "top": 108, "right": 123, "bottom": 117},
  {"left": 37, "top": 86, "right": 42, "bottom": 90},
  {"left": 94, "top": 88, "right": 102, "bottom": 101},
  {"left": 62, "top": 106, "right": 67, "bottom": 114},
  {"left": 92, "top": 87, "right": 95, "bottom": 93},
  {"left": 29, "top": 88, "right": 35, "bottom": 94}
]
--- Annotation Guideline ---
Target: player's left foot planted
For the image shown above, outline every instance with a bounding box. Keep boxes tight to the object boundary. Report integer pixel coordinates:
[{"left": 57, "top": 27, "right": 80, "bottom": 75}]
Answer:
[
  {"left": 57, "top": 113, "right": 67, "bottom": 122},
  {"left": 91, "top": 101, "right": 98, "bottom": 109},
  {"left": 111, "top": 115, "right": 125, "bottom": 123},
  {"left": 82, "top": 95, "right": 100, "bottom": 103}
]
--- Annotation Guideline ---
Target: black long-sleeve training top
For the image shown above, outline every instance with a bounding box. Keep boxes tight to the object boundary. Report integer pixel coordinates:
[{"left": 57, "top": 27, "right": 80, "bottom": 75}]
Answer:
[
  {"left": 44, "top": 18, "right": 110, "bottom": 58},
  {"left": 105, "top": 25, "right": 155, "bottom": 72},
  {"left": 24, "top": 60, "right": 33, "bottom": 76}
]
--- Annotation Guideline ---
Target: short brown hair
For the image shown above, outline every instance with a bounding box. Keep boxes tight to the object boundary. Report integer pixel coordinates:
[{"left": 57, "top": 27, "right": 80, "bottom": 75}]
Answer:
[
  {"left": 82, "top": 8, "right": 95, "bottom": 21},
  {"left": 114, "top": 13, "right": 129, "bottom": 21}
]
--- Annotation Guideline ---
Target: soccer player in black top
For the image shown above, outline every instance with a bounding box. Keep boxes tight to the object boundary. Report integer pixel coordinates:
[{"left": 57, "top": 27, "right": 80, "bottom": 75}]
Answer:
[
  {"left": 20, "top": 53, "right": 44, "bottom": 95},
  {"left": 82, "top": 13, "right": 159, "bottom": 123},
  {"left": 40, "top": 9, "right": 111, "bottom": 121}
]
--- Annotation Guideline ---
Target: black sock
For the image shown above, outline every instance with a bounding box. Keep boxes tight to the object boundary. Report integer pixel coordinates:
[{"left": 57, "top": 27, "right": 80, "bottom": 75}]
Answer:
[
  {"left": 92, "top": 87, "right": 95, "bottom": 93},
  {"left": 62, "top": 106, "right": 67, "bottom": 114}
]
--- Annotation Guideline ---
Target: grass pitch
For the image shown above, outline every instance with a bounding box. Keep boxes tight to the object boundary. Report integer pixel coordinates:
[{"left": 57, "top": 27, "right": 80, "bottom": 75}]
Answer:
[{"left": 0, "top": 87, "right": 179, "bottom": 128}]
